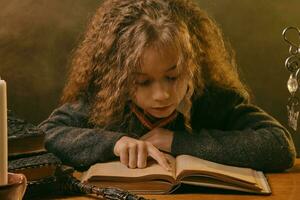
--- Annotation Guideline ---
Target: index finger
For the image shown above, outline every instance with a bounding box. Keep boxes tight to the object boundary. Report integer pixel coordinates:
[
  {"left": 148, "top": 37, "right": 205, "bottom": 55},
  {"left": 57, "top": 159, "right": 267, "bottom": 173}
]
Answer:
[{"left": 147, "top": 145, "right": 171, "bottom": 171}]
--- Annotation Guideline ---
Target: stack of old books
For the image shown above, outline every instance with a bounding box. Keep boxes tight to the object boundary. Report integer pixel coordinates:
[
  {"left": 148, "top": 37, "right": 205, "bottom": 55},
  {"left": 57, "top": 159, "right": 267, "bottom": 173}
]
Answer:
[{"left": 7, "top": 110, "right": 62, "bottom": 199}]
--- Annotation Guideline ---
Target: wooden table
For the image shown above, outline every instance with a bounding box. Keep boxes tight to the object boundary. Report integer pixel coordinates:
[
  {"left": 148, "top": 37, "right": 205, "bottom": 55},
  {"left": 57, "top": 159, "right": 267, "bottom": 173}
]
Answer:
[{"left": 47, "top": 159, "right": 300, "bottom": 200}]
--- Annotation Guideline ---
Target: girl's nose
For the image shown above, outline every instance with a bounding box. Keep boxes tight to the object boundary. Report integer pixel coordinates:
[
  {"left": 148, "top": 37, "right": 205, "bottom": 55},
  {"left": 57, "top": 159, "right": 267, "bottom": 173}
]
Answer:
[{"left": 152, "top": 82, "right": 170, "bottom": 101}]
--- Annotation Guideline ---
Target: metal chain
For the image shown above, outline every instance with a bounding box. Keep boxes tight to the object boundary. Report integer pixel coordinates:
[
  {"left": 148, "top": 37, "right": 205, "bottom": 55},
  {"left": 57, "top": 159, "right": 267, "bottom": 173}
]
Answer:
[{"left": 283, "top": 26, "right": 300, "bottom": 131}]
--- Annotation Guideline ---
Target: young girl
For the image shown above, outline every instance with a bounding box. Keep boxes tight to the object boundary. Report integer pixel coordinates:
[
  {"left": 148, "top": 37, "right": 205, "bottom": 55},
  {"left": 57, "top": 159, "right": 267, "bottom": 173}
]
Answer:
[{"left": 39, "top": 0, "right": 296, "bottom": 172}]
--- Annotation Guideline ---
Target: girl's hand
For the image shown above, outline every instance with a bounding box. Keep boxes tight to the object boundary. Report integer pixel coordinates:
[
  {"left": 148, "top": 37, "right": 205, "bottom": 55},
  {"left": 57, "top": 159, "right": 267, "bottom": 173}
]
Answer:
[
  {"left": 113, "top": 136, "right": 171, "bottom": 171},
  {"left": 140, "top": 127, "right": 174, "bottom": 153}
]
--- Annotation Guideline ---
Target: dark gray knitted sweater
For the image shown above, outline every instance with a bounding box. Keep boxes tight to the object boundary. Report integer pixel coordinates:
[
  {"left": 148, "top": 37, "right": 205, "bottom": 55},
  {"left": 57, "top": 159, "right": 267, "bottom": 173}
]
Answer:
[{"left": 39, "top": 85, "right": 296, "bottom": 172}]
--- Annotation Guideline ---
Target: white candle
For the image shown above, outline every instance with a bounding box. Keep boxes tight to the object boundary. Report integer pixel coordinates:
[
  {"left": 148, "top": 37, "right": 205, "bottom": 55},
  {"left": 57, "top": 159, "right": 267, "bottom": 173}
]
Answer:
[{"left": 0, "top": 77, "right": 8, "bottom": 185}]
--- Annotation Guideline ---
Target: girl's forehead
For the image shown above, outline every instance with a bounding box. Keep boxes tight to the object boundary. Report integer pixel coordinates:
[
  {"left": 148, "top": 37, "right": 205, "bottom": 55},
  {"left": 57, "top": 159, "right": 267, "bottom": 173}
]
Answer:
[{"left": 139, "top": 45, "right": 179, "bottom": 73}]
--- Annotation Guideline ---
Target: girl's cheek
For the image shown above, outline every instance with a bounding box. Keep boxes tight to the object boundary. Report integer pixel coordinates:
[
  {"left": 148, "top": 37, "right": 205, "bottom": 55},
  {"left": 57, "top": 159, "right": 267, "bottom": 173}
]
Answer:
[
  {"left": 176, "top": 79, "right": 189, "bottom": 99},
  {"left": 174, "top": 78, "right": 186, "bottom": 91},
  {"left": 135, "top": 87, "right": 149, "bottom": 100}
]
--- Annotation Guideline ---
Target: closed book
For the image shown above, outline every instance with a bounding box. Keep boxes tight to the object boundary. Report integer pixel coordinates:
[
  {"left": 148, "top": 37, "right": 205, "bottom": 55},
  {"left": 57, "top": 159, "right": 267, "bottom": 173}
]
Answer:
[
  {"left": 8, "top": 152, "right": 61, "bottom": 182},
  {"left": 8, "top": 110, "right": 46, "bottom": 158},
  {"left": 8, "top": 152, "right": 63, "bottom": 199}
]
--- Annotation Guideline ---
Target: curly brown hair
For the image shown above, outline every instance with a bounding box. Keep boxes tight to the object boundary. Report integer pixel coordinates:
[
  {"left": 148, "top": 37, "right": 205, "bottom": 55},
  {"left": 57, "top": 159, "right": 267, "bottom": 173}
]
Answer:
[{"left": 61, "top": 0, "right": 250, "bottom": 129}]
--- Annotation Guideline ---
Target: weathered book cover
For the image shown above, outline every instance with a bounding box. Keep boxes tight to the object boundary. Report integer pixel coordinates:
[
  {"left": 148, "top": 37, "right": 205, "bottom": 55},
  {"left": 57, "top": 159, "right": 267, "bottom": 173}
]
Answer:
[
  {"left": 8, "top": 110, "right": 46, "bottom": 158},
  {"left": 8, "top": 152, "right": 63, "bottom": 199}
]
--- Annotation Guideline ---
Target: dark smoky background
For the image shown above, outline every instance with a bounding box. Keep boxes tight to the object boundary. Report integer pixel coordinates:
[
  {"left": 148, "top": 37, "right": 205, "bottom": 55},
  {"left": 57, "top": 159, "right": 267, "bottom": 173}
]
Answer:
[
  {"left": 0, "top": 0, "right": 100, "bottom": 122},
  {"left": 0, "top": 0, "right": 299, "bottom": 155}
]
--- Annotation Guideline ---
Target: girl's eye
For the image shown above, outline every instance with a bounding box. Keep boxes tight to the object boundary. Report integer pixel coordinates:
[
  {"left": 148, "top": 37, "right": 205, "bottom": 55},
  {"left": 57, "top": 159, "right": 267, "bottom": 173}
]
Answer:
[
  {"left": 166, "top": 76, "right": 178, "bottom": 82},
  {"left": 137, "top": 80, "right": 152, "bottom": 86}
]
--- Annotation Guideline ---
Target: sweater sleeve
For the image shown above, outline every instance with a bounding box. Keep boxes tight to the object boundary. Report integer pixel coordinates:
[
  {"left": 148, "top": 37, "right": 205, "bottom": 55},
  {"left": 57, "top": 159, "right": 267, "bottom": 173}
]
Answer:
[
  {"left": 38, "top": 100, "right": 128, "bottom": 170},
  {"left": 171, "top": 87, "right": 297, "bottom": 172}
]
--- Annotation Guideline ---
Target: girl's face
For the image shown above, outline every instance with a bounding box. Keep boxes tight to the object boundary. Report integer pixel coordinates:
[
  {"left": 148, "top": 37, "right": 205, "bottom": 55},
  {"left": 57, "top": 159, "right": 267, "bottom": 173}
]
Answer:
[{"left": 132, "top": 46, "right": 188, "bottom": 118}]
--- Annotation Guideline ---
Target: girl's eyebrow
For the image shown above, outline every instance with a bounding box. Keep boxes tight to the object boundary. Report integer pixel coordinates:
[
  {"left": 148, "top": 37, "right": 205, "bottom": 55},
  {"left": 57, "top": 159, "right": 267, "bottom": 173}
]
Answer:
[
  {"left": 135, "top": 65, "right": 177, "bottom": 75},
  {"left": 165, "top": 65, "right": 177, "bottom": 72}
]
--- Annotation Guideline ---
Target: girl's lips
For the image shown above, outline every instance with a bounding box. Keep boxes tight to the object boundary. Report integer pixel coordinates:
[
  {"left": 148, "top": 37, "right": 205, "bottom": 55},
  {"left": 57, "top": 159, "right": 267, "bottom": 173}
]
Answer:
[
  {"left": 151, "top": 105, "right": 172, "bottom": 111},
  {"left": 148, "top": 104, "right": 175, "bottom": 118}
]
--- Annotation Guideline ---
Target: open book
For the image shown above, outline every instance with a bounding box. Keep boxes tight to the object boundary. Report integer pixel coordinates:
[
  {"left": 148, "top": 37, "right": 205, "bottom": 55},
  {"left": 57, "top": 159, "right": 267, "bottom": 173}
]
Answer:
[{"left": 80, "top": 154, "right": 271, "bottom": 195}]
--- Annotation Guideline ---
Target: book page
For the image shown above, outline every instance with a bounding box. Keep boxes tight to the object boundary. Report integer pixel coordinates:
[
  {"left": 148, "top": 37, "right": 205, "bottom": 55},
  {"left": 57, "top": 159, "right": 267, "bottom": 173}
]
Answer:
[
  {"left": 253, "top": 171, "right": 272, "bottom": 194},
  {"left": 175, "top": 155, "right": 257, "bottom": 185},
  {"left": 81, "top": 154, "right": 176, "bottom": 184}
]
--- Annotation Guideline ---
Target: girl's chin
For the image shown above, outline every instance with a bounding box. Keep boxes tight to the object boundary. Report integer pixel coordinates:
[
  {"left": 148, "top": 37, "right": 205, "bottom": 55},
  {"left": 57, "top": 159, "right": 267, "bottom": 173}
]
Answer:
[
  {"left": 147, "top": 106, "right": 175, "bottom": 118},
  {"left": 149, "top": 113, "right": 171, "bottom": 118}
]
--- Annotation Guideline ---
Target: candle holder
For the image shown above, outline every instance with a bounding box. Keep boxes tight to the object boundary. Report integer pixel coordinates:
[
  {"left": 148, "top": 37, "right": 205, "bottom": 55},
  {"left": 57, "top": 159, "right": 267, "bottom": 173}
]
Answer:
[
  {"left": 0, "top": 173, "right": 27, "bottom": 200},
  {"left": 283, "top": 26, "right": 300, "bottom": 131}
]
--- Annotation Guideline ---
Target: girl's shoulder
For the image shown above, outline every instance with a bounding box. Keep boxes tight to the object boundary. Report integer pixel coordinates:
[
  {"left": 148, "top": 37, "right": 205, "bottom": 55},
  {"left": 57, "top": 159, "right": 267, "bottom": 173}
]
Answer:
[
  {"left": 57, "top": 98, "right": 91, "bottom": 120},
  {"left": 191, "top": 84, "right": 250, "bottom": 115},
  {"left": 190, "top": 84, "right": 251, "bottom": 128},
  {"left": 193, "top": 84, "right": 249, "bottom": 104}
]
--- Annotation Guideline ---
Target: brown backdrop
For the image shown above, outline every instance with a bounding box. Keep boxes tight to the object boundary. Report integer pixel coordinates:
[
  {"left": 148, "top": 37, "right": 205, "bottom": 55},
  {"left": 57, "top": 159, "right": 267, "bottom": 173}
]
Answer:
[{"left": 0, "top": 0, "right": 299, "bottom": 155}]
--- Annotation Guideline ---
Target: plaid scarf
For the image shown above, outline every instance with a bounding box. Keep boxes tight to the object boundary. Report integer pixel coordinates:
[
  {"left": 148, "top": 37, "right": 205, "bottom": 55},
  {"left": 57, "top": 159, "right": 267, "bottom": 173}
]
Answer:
[{"left": 130, "top": 103, "right": 178, "bottom": 130}]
